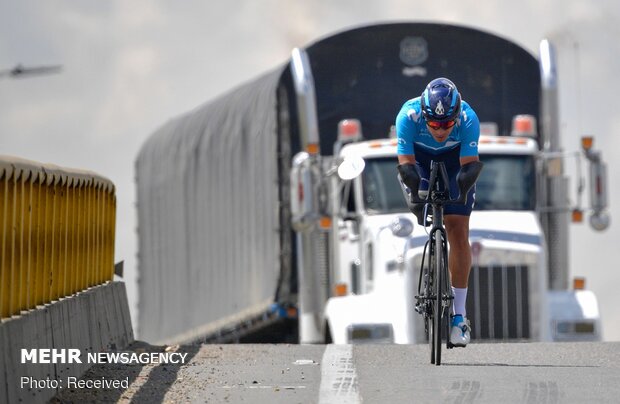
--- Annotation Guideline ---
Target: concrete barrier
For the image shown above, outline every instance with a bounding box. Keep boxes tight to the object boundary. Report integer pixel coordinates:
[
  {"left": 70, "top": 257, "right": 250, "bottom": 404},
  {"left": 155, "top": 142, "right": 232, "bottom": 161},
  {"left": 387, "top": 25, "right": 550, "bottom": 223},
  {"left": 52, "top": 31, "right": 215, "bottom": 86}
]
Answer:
[{"left": 0, "top": 281, "right": 133, "bottom": 404}]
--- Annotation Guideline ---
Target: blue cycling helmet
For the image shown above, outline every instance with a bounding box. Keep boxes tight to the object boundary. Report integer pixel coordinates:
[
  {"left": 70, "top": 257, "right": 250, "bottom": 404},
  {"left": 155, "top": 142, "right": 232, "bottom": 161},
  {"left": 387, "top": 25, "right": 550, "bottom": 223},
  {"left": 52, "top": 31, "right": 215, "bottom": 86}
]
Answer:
[{"left": 420, "top": 78, "right": 462, "bottom": 122}]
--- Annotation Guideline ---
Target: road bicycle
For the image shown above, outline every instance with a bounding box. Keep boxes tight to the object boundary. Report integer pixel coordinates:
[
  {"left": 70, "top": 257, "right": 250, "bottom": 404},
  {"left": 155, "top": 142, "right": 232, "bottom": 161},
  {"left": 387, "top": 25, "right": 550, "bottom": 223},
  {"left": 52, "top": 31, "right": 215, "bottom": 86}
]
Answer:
[{"left": 398, "top": 160, "right": 482, "bottom": 365}]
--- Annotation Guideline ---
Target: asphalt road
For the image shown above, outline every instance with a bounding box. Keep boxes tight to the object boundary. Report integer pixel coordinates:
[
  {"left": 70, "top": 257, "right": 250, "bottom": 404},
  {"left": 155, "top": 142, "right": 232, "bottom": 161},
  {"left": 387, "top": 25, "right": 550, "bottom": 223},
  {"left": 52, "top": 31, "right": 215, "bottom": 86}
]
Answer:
[{"left": 52, "top": 341, "right": 620, "bottom": 403}]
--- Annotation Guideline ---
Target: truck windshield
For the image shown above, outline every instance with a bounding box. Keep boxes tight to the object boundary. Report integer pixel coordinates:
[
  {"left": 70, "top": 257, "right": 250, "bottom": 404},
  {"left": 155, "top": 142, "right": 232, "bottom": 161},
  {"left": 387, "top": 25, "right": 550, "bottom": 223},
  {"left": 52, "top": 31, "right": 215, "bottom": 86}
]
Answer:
[
  {"left": 361, "top": 157, "right": 409, "bottom": 214},
  {"left": 361, "top": 154, "right": 536, "bottom": 214},
  {"left": 475, "top": 154, "right": 536, "bottom": 211}
]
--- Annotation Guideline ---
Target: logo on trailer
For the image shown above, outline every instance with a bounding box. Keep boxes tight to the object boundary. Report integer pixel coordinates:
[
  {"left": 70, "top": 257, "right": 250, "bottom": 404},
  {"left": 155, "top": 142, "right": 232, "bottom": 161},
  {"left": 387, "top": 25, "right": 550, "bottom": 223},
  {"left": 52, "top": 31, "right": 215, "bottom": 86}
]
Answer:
[{"left": 399, "top": 36, "right": 428, "bottom": 66}]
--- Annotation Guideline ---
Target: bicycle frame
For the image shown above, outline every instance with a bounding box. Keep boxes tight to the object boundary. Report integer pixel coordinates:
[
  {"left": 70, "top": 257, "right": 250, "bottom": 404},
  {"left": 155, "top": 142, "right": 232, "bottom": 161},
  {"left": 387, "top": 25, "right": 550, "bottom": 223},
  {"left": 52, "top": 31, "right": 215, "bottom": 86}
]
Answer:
[
  {"left": 405, "top": 159, "right": 482, "bottom": 365},
  {"left": 414, "top": 161, "right": 454, "bottom": 365}
]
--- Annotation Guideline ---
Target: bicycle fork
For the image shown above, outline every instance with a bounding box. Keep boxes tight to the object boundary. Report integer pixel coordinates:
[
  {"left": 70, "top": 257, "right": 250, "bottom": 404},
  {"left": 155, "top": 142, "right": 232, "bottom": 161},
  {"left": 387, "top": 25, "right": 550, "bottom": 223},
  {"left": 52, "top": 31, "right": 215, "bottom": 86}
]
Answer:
[{"left": 414, "top": 229, "right": 453, "bottom": 331}]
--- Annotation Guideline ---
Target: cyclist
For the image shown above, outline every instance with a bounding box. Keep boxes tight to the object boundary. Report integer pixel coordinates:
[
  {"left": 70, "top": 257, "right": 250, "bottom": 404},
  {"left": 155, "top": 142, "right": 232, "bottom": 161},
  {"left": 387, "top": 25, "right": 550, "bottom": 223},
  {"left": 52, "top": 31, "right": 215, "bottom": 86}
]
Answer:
[{"left": 395, "top": 77, "right": 480, "bottom": 347}]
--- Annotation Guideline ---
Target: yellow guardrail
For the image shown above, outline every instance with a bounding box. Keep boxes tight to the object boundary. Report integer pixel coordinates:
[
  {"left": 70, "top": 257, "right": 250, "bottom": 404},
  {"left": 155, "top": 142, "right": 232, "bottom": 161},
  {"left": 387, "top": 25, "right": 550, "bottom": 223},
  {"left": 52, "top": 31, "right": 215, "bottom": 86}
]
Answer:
[{"left": 0, "top": 156, "right": 116, "bottom": 319}]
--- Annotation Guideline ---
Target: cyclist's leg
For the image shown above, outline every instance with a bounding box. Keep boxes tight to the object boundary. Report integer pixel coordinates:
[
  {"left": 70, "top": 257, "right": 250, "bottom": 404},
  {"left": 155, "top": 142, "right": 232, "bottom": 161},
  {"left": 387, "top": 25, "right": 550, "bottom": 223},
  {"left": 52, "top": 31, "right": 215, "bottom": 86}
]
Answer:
[
  {"left": 442, "top": 147, "right": 475, "bottom": 289},
  {"left": 443, "top": 149, "right": 475, "bottom": 346},
  {"left": 444, "top": 214, "right": 471, "bottom": 288},
  {"left": 444, "top": 213, "right": 473, "bottom": 347},
  {"left": 442, "top": 147, "right": 475, "bottom": 291}
]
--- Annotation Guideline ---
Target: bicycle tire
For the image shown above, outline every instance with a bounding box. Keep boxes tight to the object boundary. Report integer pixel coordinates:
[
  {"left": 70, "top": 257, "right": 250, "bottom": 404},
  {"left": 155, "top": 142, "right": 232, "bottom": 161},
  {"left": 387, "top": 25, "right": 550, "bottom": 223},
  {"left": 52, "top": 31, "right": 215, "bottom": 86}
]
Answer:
[
  {"left": 443, "top": 239, "right": 454, "bottom": 350},
  {"left": 433, "top": 231, "right": 443, "bottom": 366},
  {"left": 424, "top": 271, "right": 435, "bottom": 363},
  {"left": 427, "top": 259, "right": 435, "bottom": 364}
]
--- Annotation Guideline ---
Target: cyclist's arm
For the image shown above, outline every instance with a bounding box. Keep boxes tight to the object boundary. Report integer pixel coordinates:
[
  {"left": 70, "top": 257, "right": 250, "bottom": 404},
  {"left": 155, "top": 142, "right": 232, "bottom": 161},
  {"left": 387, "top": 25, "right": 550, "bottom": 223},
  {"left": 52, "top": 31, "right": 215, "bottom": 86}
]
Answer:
[
  {"left": 395, "top": 100, "right": 420, "bottom": 166},
  {"left": 459, "top": 103, "right": 480, "bottom": 166},
  {"left": 460, "top": 155, "right": 479, "bottom": 166},
  {"left": 398, "top": 154, "right": 416, "bottom": 165}
]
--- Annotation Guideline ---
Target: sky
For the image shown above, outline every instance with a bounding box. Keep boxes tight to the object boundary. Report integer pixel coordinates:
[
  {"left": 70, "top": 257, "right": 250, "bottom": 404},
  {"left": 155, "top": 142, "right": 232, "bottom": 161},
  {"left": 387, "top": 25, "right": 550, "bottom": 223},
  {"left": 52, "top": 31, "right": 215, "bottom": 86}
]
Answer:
[{"left": 1, "top": 0, "right": 619, "bottom": 340}]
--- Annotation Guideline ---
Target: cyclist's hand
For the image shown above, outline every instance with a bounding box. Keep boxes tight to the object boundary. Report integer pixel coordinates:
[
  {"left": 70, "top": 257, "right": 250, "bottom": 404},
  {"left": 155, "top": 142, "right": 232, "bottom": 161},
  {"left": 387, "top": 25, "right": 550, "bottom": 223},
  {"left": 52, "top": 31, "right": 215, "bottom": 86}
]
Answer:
[
  {"left": 456, "top": 160, "right": 484, "bottom": 198},
  {"left": 397, "top": 163, "right": 421, "bottom": 192}
]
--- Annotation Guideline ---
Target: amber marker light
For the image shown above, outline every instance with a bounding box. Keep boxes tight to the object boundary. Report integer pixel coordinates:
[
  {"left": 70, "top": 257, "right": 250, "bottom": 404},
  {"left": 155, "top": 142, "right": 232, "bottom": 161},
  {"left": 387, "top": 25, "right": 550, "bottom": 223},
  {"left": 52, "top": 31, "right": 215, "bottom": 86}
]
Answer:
[
  {"left": 334, "top": 283, "right": 348, "bottom": 296},
  {"left": 581, "top": 136, "right": 593, "bottom": 151},
  {"left": 319, "top": 216, "right": 332, "bottom": 229},
  {"left": 571, "top": 209, "right": 584, "bottom": 223},
  {"left": 573, "top": 277, "right": 586, "bottom": 290},
  {"left": 306, "top": 143, "right": 320, "bottom": 154}
]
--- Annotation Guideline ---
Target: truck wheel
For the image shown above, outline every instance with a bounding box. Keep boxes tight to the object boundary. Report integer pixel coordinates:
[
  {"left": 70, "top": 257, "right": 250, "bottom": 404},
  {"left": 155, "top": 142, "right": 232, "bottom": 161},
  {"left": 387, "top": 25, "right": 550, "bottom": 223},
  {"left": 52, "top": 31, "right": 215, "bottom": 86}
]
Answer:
[{"left": 324, "top": 322, "right": 333, "bottom": 344}]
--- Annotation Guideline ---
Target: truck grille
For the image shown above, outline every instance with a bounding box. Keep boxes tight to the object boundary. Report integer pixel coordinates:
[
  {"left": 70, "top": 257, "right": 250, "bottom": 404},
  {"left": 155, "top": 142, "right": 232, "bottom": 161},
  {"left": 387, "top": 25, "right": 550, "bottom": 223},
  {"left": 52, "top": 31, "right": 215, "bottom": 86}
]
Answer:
[{"left": 466, "top": 265, "right": 530, "bottom": 340}]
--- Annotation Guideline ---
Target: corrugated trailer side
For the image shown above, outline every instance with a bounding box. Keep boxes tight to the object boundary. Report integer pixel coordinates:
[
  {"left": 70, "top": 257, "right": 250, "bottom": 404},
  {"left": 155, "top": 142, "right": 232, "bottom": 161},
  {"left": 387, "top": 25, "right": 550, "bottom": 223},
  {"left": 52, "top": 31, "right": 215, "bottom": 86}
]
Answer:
[{"left": 136, "top": 69, "right": 294, "bottom": 343}]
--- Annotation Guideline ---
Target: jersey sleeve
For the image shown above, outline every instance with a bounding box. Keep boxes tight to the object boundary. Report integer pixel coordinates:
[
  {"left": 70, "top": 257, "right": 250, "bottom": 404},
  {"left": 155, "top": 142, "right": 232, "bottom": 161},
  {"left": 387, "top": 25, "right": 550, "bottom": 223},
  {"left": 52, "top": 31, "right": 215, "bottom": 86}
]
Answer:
[
  {"left": 459, "top": 105, "right": 480, "bottom": 158},
  {"left": 396, "top": 102, "right": 418, "bottom": 156}
]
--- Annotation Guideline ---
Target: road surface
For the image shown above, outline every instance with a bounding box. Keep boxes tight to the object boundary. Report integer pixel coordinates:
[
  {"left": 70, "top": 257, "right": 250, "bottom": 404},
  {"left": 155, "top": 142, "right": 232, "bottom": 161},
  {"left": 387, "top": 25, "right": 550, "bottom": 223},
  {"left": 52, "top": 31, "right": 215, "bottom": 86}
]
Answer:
[{"left": 52, "top": 341, "right": 620, "bottom": 403}]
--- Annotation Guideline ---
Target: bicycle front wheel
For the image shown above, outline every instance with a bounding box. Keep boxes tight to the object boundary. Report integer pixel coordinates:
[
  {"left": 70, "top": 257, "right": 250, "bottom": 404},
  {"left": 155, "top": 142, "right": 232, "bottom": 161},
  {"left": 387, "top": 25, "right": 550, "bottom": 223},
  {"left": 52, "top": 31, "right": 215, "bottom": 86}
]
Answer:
[
  {"left": 425, "top": 266, "right": 435, "bottom": 365},
  {"left": 433, "top": 231, "right": 445, "bottom": 366}
]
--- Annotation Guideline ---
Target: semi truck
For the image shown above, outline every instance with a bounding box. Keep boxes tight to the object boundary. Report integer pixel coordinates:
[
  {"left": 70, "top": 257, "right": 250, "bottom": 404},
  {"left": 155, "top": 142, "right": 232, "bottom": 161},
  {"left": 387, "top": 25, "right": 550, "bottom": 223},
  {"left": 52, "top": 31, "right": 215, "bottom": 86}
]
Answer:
[{"left": 136, "top": 22, "right": 608, "bottom": 344}]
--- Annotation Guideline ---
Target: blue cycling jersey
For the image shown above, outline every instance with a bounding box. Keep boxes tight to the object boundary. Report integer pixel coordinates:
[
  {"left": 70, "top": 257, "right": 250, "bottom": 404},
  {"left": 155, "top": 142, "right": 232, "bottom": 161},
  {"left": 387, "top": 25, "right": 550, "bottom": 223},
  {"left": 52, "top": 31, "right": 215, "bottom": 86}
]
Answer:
[{"left": 396, "top": 97, "right": 480, "bottom": 158}]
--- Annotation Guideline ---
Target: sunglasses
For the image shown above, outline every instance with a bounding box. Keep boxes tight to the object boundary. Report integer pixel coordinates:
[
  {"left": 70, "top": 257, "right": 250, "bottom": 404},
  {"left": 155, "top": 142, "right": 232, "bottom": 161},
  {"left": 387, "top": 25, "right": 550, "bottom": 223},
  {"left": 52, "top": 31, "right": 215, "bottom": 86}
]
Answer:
[{"left": 427, "top": 119, "right": 456, "bottom": 130}]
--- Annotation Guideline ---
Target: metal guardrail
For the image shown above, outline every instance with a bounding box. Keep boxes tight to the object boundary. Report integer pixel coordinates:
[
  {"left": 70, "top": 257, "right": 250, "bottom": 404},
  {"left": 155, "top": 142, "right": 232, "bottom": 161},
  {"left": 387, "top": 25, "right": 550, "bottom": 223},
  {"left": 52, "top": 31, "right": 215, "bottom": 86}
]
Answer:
[{"left": 0, "top": 155, "right": 116, "bottom": 318}]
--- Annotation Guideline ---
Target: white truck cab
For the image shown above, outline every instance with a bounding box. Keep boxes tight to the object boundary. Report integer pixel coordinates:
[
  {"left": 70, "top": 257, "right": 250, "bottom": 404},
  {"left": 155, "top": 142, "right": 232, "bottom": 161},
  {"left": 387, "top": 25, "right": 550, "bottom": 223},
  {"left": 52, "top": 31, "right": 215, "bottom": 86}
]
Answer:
[
  {"left": 289, "top": 40, "right": 607, "bottom": 345},
  {"left": 316, "top": 130, "right": 601, "bottom": 344}
]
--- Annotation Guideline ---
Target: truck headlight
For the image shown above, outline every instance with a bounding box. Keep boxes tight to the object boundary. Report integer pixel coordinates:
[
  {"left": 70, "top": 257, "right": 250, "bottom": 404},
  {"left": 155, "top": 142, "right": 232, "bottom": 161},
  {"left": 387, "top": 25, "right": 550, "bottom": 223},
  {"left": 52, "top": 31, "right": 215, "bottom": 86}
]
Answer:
[
  {"left": 554, "top": 321, "right": 597, "bottom": 339},
  {"left": 346, "top": 324, "right": 394, "bottom": 344}
]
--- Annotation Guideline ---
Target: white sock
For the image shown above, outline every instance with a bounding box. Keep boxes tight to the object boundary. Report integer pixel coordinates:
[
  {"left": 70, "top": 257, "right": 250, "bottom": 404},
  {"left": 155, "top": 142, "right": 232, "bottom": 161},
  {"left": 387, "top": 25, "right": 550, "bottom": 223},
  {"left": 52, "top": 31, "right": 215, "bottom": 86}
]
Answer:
[{"left": 452, "top": 287, "right": 468, "bottom": 317}]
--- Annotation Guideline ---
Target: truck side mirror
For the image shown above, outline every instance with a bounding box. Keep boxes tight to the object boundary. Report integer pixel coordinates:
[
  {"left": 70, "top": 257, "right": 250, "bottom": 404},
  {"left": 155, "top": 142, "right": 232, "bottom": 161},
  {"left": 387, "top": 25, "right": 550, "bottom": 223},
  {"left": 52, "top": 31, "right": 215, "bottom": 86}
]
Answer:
[
  {"left": 391, "top": 217, "right": 413, "bottom": 238},
  {"left": 338, "top": 156, "right": 365, "bottom": 180},
  {"left": 456, "top": 161, "right": 484, "bottom": 199},
  {"left": 583, "top": 147, "right": 610, "bottom": 231}
]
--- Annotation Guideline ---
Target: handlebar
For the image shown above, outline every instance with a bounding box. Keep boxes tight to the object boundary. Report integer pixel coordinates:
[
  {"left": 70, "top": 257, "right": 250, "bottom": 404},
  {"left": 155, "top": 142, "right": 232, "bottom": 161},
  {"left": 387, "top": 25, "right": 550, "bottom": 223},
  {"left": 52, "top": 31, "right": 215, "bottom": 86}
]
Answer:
[{"left": 398, "top": 160, "right": 484, "bottom": 206}]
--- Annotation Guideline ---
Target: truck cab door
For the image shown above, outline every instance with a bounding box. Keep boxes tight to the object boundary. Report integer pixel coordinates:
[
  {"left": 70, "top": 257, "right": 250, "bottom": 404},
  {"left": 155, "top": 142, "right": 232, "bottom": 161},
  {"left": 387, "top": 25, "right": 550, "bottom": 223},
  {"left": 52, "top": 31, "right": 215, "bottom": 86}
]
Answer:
[{"left": 337, "top": 179, "right": 363, "bottom": 294}]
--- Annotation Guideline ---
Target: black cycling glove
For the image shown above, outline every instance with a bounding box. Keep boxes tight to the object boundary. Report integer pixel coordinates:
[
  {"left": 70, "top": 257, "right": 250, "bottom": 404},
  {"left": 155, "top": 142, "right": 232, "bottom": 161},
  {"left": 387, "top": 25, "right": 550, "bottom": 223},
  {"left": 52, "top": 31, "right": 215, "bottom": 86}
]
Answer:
[
  {"left": 397, "top": 163, "right": 421, "bottom": 192},
  {"left": 456, "top": 160, "right": 484, "bottom": 198}
]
